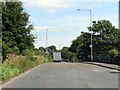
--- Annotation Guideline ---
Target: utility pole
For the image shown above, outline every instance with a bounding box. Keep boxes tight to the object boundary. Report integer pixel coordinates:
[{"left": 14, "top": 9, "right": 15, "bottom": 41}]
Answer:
[
  {"left": 59, "top": 44, "right": 61, "bottom": 51},
  {"left": 90, "top": 10, "right": 93, "bottom": 62},
  {"left": 46, "top": 29, "right": 48, "bottom": 48},
  {"left": 46, "top": 29, "right": 48, "bottom": 54}
]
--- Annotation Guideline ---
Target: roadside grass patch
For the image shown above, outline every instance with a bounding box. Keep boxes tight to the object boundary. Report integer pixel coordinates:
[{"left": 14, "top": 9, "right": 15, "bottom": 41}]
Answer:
[{"left": 2, "top": 54, "right": 51, "bottom": 81}]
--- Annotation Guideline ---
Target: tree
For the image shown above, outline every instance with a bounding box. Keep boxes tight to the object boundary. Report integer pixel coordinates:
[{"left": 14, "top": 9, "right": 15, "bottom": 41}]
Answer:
[
  {"left": 39, "top": 47, "right": 45, "bottom": 52},
  {"left": 47, "top": 45, "right": 57, "bottom": 51},
  {"left": 69, "top": 20, "right": 119, "bottom": 61},
  {"left": 116, "top": 30, "right": 120, "bottom": 52},
  {"left": 61, "top": 47, "right": 78, "bottom": 62},
  {"left": 2, "top": 1, "right": 35, "bottom": 60},
  {"left": 61, "top": 47, "right": 69, "bottom": 60},
  {"left": 46, "top": 45, "right": 57, "bottom": 57},
  {"left": 0, "top": 2, "right": 2, "bottom": 60},
  {"left": 88, "top": 20, "right": 119, "bottom": 55}
]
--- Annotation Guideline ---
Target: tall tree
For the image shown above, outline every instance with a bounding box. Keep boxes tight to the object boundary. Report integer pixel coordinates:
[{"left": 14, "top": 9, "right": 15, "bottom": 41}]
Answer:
[
  {"left": 47, "top": 45, "right": 57, "bottom": 52},
  {"left": 2, "top": 1, "right": 35, "bottom": 59},
  {"left": 88, "top": 20, "right": 119, "bottom": 55},
  {"left": 69, "top": 20, "right": 119, "bottom": 61}
]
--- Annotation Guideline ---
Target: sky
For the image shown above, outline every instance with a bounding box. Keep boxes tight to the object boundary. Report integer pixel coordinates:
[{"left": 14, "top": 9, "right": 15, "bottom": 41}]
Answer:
[{"left": 21, "top": 0, "right": 119, "bottom": 50}]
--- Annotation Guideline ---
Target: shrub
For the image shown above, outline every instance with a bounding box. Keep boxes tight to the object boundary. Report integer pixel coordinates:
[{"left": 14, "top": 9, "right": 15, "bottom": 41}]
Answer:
[
  {"left": 108, "top": 48, "right": 119, "bottom": 58},
  {"left": 11, "top": 46, "right": 19, "bottom": 54},
  {"left": 22, "top": 49, "right": 33, "bottom": 57}
]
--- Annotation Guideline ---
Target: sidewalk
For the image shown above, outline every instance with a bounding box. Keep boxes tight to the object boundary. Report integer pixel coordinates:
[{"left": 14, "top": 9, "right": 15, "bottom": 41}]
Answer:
[{"left": 83, "top": 62, "right": 120, "bottom": 71}]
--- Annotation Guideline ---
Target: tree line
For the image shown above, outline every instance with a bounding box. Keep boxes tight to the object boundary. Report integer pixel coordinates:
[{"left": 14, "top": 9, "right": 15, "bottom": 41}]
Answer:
[{"left": 39, "top": 20, "right": 120, "bottom": 64}]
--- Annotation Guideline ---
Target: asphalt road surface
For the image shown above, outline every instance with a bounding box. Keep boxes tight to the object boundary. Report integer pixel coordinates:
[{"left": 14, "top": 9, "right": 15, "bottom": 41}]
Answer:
[{"left": 2, "top": 62, "right": 119, "bottom": 88}]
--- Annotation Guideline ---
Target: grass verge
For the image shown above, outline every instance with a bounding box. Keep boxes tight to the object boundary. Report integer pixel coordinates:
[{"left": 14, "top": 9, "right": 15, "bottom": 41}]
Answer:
[{"left": 1, "top": 54, "right": 52, "bottom": 82}]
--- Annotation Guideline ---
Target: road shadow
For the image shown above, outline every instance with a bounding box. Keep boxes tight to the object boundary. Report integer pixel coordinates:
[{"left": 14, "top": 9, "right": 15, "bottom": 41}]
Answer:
[{"left": 110, "top": 72, "right": 120, "bottom": 74}]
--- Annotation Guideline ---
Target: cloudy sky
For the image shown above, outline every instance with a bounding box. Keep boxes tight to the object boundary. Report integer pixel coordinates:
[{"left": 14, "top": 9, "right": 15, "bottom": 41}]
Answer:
[{"left": 22, "top": 0, "right": 119, "bottom": 49}]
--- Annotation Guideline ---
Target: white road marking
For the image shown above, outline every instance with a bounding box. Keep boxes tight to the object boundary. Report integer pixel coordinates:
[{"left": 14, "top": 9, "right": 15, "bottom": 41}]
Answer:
[{"left": 92, "top": 69, "right": 102, "bottom": 72}]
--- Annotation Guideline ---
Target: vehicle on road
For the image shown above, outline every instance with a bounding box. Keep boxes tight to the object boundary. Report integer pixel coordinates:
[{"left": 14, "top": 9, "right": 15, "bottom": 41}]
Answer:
[{"left": 53, "top": 52, "right": 62, "bottom": 62}]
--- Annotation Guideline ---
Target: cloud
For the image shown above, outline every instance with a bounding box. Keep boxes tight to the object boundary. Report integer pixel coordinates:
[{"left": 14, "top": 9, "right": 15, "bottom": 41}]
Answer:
[
  {"left": 23, "top": 0, "right": 118, "bottom": 13},
  {"left": 33, "top": 25, "right": 60, "bottom": 32},
  {"left": 24, "top": 0, "right": 79, "bottom": 13}
]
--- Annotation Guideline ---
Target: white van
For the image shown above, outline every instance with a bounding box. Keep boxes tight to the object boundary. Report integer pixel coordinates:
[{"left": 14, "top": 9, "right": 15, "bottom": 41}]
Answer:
[{"left": 53, "top": 52, "right": 61, "bottom": 62}]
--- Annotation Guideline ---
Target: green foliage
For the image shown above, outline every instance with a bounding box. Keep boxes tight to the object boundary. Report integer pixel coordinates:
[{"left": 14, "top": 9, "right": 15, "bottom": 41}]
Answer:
[
  {"left": 47, "top": 55, "right": 53, "bottom": 62},
  {"left": 47, "top": 45, "right": 57, "bottom": 51},
  {"left": 69, "top": 20, "right": 120, "bottom": 61},
  {"left": 39, "top": 47, "right": 45, "bottom": 52},
  {"left": 11, "top": 46, "right": 19, "bottom": 54},
  {"left": 47, "top": 45, "right": 57, "bottom": 57},
  {"left": 61, "top": 47, "right": 78, "bottom": 62},
  {"left": 0, "top": 65, "right": 2, "bottom": 80},
  {"left": 2, "top": 1, "right": 35, "bottom": 60},
  {"left": 89, "top": 20, "right": 119, "bottom": 55},
  {"left": 22, "top": 49, "right": 33, "bottom": 57},
  {"left": 108, "top": 49, "right": 118, "bottom": 58},
  {"left": 33, "top": 49, "right": 44, "bottom": 55},
  {"left": 2, "top": 55, "right": 47, "bottom": 81}
]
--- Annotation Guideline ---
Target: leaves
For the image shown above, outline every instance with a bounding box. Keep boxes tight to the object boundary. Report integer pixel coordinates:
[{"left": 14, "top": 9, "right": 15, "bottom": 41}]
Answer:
[
  {"left": 69, "top": 20, "right": 120, "bottom": 60},
  {"left": 2, "top": 1, "right": 35, "bottom": 60}
]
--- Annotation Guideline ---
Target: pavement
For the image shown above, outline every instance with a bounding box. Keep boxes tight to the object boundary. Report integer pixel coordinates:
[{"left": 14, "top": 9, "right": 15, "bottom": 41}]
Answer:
[
  {"left": 2, "top": 62, "right": 119, "bottom": 88},
  {"left": 83, "top": 62, "right": 120, "bottom": 71}
]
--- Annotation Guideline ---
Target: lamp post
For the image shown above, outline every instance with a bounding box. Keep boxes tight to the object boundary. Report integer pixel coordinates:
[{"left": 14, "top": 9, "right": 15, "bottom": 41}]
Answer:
[{"left": 76, "top": 9, "right": 93, "bottom": 62}]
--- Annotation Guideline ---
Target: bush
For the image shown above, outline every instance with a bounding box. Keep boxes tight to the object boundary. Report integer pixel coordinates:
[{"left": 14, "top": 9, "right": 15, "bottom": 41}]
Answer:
[
  {"left": 11, "top": 46, "right": 19, "bottom": 54},
  {"left": 33, "top": 50, "right": 43, "bottom": 55},
  {"left": 108, "top": 48, "right": 119, "bottom": 58},
  {"left": 22, "top": 49, "right": 33, "bottom": 57}
]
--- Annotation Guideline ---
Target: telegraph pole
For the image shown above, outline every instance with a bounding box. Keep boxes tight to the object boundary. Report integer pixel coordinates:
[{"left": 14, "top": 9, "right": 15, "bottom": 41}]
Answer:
[
  {"left": 59, "top": 44, "right": 61, "bottom": 51},
  {"left": 46, "top": 29, "right": 48, "bottom": 54},
  {"left": 46, "top": 29, "right": 48, "bottom": 48}
]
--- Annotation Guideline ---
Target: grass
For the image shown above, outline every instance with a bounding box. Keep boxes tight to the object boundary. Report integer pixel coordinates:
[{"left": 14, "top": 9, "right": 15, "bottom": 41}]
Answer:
[
  {"left": 0, "top": 65, "right": 2, "bottom": 81},
  {"left": 1, "top": 54, "right": 52, "bottom": 82}
]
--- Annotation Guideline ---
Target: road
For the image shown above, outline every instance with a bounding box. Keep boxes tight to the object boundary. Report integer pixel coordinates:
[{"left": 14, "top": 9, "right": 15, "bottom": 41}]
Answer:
[{"left": 2, "top": 62, "right": 119, "bottom": 88}]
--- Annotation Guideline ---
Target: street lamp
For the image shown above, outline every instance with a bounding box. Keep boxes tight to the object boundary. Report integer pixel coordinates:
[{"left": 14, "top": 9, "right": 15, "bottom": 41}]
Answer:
[{"left": 76, "top": 9, "right": 93, "bottom": 62}]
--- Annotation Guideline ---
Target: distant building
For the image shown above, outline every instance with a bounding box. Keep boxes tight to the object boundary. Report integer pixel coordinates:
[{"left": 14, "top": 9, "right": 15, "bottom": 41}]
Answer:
[{"left": 45, "top": 48, "right": 51, "bottom": 55}]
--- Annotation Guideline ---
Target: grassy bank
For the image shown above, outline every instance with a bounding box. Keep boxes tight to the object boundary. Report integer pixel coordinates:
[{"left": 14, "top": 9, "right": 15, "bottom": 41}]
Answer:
[{"left": 1, "top": 54, "right": 52, "bottom": 82}]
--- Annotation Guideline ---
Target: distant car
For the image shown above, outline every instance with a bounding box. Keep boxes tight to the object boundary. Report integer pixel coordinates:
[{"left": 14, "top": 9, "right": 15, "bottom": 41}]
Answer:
[
  {"left": 70, "top": 60, "right": 74, "bottom": 62},
  {"left": 62, "top": 58, "right": 65, "bottom": 62}
]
